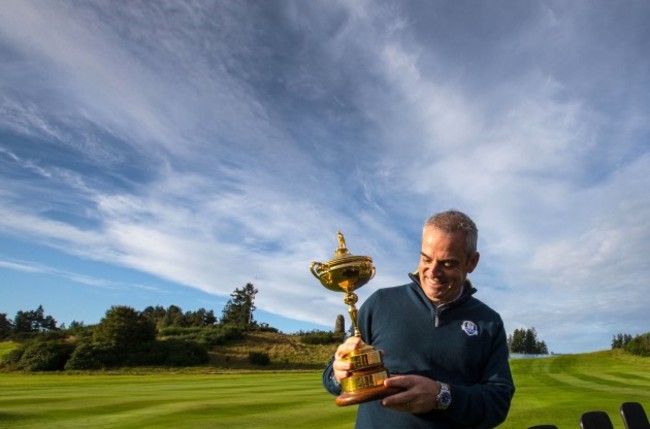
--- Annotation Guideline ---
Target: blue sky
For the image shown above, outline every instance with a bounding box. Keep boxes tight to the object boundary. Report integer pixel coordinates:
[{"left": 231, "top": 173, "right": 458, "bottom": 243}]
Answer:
[{"left": 1, "top": 1, "right": 648, "bottom": 354}]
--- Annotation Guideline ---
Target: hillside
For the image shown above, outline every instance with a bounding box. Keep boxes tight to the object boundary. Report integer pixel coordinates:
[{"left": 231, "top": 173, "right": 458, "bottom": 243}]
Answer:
[
  {"left": 210, "top": 331, "right": 339, "bottom": 370},
  {"left": 0, "top": 330, "right": 340, "bottom": 372}
]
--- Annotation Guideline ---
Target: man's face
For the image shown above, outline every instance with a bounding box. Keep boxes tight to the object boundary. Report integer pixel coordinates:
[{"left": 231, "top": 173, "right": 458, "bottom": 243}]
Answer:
[{"left": 418, "top": 226, "right": 480, "bottom": 304}]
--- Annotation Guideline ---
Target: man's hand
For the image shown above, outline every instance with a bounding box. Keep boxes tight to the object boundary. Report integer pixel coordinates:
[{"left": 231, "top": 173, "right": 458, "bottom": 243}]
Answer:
[
  {"left": 331, "top": 336, "right": 363, "bottom": 383},
  {"left": 381, "top": 375, "right": 443, "bottom": 414}
]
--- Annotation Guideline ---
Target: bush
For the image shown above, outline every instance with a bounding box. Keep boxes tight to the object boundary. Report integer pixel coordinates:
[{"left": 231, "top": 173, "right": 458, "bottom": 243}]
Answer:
[
  {"left": 65, "top": 339, "right": 209, "bottom": 369},
  {"left": 155, "top": 339, "right": 209, "bottom": 366},
  {"left": 17, "top": 341, "right": 75, "bottom": 371},
  {"left": 158, "top": 326, "right": 203, "bottom": 338},
  {"left": 1, "top": 348, "right": 25, "bottom": 369},
  {"left": 249, "top": 351, "right": 271, "bottom": 366},
  {"left": 298, "top": 330, "right": 342, "bottom": 345},
  {"left": 65, "top": 343, "right": 119, "bottom": 370},
  {"left": 200, "top": 325, "right": 244, "bottom": 346},
  {"left": 93, "top": 306, "right": 157, "bottom": 349},
  {"left": 257, "top": 323, "right": 279, "bottom": 333},
  {"left": 625, "top": 333, "right": 650, "bottom": 356},
  {"left": 158, "top": 325, "right": 244, "bottom": 346},
  {"left": 11, "top": 330, "right": 67, "bottom": 343}
]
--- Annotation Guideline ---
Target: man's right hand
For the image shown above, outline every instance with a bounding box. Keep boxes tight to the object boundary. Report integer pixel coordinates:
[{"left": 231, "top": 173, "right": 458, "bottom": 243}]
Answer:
[{"left": 332, "top": 336, "right": 363, "bottom": 383}]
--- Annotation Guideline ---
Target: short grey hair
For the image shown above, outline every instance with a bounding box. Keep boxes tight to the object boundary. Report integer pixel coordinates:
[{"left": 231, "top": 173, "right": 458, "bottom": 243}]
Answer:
[{"left": 424, "top": 210, "right": 478, "bottom": 256}]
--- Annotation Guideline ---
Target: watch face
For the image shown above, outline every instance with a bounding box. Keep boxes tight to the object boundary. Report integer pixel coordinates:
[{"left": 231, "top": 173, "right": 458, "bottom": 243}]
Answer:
[
  {"left": 437, "top": 384, "right": 452, "bottom": 409},
  {"left": 439, "top": 391, "right": 452, "bottom": 407}
]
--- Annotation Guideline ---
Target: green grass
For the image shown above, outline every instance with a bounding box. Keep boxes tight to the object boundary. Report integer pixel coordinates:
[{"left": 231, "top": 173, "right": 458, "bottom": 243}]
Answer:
[
  {"left": 507, "top": 350, "right": 650, "bottom": 428},
  {"left": 0, "top": 341, "right": 18, "bottom": 356},
  {"left": 0, "top": 371, "right": 356, "bottom": 428},
  {"left": 0, "top": 350, "right": 648, "bottom": 428}
]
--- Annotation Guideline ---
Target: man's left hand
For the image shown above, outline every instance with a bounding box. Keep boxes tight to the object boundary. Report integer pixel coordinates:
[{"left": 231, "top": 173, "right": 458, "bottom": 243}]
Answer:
[{"left": 381, "top": 375, "right": 442, "bottom": 414}]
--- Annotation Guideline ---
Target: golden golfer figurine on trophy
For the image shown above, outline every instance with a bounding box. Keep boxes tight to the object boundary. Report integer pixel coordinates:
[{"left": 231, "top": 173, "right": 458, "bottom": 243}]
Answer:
[{"left": 310, "top": 232, "right": 401, "bottom": 406}]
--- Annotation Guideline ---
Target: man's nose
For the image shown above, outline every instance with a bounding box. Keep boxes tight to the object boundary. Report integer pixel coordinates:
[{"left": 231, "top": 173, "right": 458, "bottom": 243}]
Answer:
[{"left": 427, "top": 261, "right": 443, "bottom": 276}]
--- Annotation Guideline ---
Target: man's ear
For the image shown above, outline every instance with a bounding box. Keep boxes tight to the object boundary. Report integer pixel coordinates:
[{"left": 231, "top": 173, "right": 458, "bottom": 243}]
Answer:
[{"left": 466, "top": 252, "right": 480, "bottom": 273}]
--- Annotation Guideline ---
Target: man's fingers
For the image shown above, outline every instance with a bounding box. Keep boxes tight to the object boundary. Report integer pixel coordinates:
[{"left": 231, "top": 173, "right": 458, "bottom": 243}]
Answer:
[
  {"left": 384, "top": 375, "right": 414, "bottom": 389},
  {"left": 335, "top": 337, "right": 363, "bottom": 360},
  {"left": 380, "top": 390, "right": 412, "bottom": 409},
  {"left": 332, "top": 337, "right": 364, "bottom": 382}
]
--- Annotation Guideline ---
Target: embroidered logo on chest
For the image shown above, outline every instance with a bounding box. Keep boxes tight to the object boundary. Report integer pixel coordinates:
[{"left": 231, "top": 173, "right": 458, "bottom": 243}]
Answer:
[{"left": 461, "top": 320, "right": 479, "bottom": 336}]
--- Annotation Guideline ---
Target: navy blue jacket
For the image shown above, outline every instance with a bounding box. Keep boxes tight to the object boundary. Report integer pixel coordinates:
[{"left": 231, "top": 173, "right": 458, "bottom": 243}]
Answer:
[{"left": 323, "top": 275, "right": 515, "bottom": 428}]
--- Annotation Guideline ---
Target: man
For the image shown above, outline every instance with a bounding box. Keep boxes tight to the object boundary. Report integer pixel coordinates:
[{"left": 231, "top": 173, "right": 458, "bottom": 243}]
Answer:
[{"left": 322, "top": 210, "right": 515, "bottom": 428}]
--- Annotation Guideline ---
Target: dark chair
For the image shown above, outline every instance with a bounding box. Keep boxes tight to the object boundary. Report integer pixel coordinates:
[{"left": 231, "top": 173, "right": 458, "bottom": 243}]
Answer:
[
  {"left": 620, "top": 402, "right": 650, "bottom": 429},
  {"left": 527, "top": 425, "right": 558, "bottom": 429},
  {"left": 580, "top": 411, "right": 614, "bottom": 429}
]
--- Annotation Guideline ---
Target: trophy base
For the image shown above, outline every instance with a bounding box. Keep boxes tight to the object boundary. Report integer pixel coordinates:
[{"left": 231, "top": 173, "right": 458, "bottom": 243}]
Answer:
[
  {"left": 336, "top": 384, "right": 402, "bottom": 406},
  {"left": 335, "top": 349, "right": 403, "bottom": 407}
]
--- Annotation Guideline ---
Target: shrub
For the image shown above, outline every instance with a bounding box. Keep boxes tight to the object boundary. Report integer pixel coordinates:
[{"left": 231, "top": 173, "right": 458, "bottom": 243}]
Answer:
[
  {"left": 156, "top": 339, "right": 209, "bottom": 366},
  {"left": 93, "top": 306, "right": 157, "bottom": 349},
  {"left": 625, "top": 333, "right": 650, "bottom": 357},
  {"left": 257, "top": 323, "right": 279, "bottom": 333},
  {"left": 158, "top": 326, "right": 204, "bottom": 338},
  {"left": 199, "top": 325, "right": 244, "bottom": 346},
  {"left": 18, "top": 341, "right": 75, "bottom": 371},
  {"left": 66, "top": 339, "right": 209, "bottom": 369},
  {"left": 249, "top": 351, "right": 271, "bottom": 366},
  {"left": 159, "top": 325, "right": 245, "bottom": 346},
  {"left": 298, "top": 330, "right": 342, "bottom": 345},
  {"left": 0, "top": 348, "right": 25, "bottom": 369},
  {"left": 65, "top": 343, "right": 120, "bottom": 370}
]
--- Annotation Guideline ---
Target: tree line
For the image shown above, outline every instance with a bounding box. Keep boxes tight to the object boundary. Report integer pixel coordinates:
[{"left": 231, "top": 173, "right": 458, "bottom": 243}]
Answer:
[
  {"left": 507, "top": 327, "right": 549, "bottom": 355},
  {"left": 0, "top": 283, "right": 262, "bottom": 341},
  {"left": 612, "top": 332, "right": 650, "bottom": 356},
  {"left": 4, "top": 284, "right": 648, "bottom": 372},
  {"left": 0, "top": 283, "right": 268, "bottom": 371}
]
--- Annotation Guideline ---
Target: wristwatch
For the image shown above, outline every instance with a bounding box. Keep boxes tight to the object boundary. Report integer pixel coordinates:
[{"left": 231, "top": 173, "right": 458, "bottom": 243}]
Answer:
[{"left": 436, "top": 382, "right": 452, "bottom": 410}]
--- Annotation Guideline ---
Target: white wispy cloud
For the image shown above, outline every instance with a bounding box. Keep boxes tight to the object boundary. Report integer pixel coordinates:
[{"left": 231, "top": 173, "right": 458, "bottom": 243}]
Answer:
[{"left": 0, "top": 1, "right": 648, "bottom": 352}]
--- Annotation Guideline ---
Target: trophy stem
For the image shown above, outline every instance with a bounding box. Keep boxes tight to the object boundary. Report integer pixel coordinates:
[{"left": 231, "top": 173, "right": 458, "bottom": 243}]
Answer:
[{"left": 343, "top": 291, "right": 362, "bottom": 338}]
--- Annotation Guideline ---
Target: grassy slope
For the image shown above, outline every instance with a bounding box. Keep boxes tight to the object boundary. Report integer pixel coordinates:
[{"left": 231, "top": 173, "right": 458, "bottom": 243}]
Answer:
[
  {"left": 507, "top": 350, "right": 650, "bottom": 428},
  {"left": 0, "top": 341, "right": 16, "bottom": 357},
  {"left": 0, "top": 331, "right": 339, "bottom": 371},
  {"left": 210, "top": 331, "right": 338, "bottom": 370}
]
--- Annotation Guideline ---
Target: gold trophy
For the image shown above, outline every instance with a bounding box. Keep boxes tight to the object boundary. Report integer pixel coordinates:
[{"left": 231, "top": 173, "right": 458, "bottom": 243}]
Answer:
[{"left": 310, "top": 232, "right": 401, "bottom": 406}]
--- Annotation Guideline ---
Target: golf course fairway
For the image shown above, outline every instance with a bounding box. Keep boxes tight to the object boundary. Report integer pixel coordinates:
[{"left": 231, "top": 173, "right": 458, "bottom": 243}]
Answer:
[{"left": 0, "top": 350, "right": 648, "bottom": 428}]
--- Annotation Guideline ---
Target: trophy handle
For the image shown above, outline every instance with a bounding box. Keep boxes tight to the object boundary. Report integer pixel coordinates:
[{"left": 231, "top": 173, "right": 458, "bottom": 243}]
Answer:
[{"left": 310, "top": 261, "right": 324, "bottom": 279}]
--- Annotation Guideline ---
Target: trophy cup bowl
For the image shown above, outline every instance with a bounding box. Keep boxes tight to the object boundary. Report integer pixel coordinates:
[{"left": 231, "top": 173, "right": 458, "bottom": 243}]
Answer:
[{"left": 310, "top": 232, "right": 401, "bottom": 406}]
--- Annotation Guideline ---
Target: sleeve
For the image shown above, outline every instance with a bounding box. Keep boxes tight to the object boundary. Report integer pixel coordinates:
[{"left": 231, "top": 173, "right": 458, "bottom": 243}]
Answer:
[
  {"left": 322, "top": 355, "right": 342, "bottom": 396},
  {"left": 443, "top": 316, "right": 516, "bottom": 428}
]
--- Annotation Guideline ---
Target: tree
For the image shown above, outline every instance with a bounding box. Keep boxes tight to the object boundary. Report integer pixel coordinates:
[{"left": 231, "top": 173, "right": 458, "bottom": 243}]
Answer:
[
  {"left": 93, "top": 306, "right": 157, "bottom": 349},
  {"left": 142, "top": 305, "right": 167, "bottom": 327},
  {"left": 0, "top": 313, "right": 13, "bottom": 339},
  {"left": 185, "top": 308, "right": 217, "bottom": 327},
  {"left": 625, "top": 333, "right": 650, "bottom": 356},
  {"left": 508, "top": 329, "right": 525, "bottom": 353},
  {"left": 508, "top": 327, "right": 549, "bottom": 354},
  {"left": 12, "top": 305, "right": 58, "bottom": 334},
  {"left": 201, "top": 309, "right": 217, "bottom": 326},
  {"left": 612, "top": 333, "right": 633, "bottom": 349},
  {"left": 162, "top": 305, "right": 186, "bottom": 327},
  {"left": 220, "top": 283, "right": 258, "bottom": 328}
]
